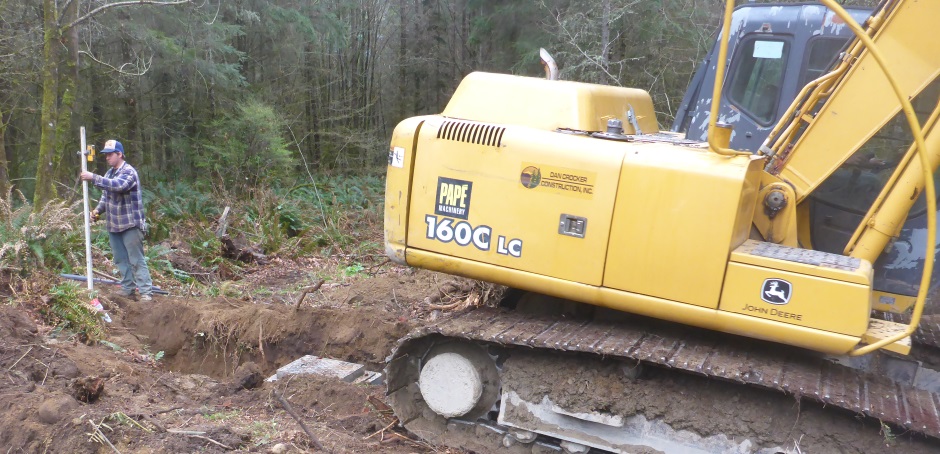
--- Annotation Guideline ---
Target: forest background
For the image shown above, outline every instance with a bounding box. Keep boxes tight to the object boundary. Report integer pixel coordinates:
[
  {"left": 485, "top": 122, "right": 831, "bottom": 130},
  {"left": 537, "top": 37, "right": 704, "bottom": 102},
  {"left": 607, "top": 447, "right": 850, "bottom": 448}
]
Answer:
[{"left": 0, "top": 0, "right": 879, "bottom": 292}]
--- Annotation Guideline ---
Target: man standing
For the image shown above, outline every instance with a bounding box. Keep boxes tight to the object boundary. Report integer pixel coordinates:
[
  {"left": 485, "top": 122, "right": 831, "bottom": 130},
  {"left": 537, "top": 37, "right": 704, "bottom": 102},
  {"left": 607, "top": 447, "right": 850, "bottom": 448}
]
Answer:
[{"left": 80, "top": 139, "right": 154, "bottom": 301}]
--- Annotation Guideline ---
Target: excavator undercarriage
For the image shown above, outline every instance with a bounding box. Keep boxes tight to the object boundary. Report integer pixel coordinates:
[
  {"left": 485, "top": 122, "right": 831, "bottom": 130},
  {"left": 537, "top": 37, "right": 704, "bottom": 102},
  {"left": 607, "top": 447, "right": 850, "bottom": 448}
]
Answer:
[{"left": 387, "top": 302, "right": 940, "bottom": 453}]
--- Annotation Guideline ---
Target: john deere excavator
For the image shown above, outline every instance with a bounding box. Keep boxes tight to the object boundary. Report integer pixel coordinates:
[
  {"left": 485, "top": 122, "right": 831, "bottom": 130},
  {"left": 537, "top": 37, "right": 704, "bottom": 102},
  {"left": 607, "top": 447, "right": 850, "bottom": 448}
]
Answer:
[{"left": 383, "top": 0, "right": 940, "bottom": 452}]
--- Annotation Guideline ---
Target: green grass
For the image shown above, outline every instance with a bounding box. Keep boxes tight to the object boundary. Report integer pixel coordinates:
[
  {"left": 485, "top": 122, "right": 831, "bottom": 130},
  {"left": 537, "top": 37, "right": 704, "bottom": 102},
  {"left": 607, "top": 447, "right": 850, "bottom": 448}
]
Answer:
[
  {"left": 203, "top": 409, "right": 242, "bottom": 421},
  {"left": 342, "top": 263, "right": 365, "bottom": 277},
  {"left": 249, "top": 420, "right": 280, "bottom": 447},
  {"left": 146, "top": 244, "right": 193, "bottom": 283}
]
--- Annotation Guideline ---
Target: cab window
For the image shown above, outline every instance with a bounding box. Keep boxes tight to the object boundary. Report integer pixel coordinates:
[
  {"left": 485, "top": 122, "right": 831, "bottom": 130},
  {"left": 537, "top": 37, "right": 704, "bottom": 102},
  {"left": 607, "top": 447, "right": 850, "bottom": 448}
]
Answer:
[
  {"left": 728, "top": 38, "right": 789, "bottom": 125},
  {"left": 799, "top": 37, "right": 849, "bottom": 88}
]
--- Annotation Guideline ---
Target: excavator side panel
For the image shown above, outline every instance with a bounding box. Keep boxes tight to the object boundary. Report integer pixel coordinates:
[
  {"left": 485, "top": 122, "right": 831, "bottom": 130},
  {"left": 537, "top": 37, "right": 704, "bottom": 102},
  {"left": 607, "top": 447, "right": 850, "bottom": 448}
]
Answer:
[
  {"left": 720, "top": 240, "right": 871, "bottom": 336},
  {"left": 405, "top": 117, "right": 624, "bottom": 285},
  {"left": 384, "top": 117, "right": 428, "bottom": 264},
  {"left": 603, "top": 147, "right": 762, "bottom": 308}
]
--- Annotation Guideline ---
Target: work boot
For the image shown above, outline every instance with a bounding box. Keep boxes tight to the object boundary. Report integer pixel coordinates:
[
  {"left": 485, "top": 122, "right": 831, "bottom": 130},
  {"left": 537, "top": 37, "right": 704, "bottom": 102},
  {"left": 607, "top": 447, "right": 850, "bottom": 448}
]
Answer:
[
  {"left": 140, "top": 294, "right": 153, "bottom": 302},
  {"left": 116, "top": 288, "right": 134, "bottom": 297}
]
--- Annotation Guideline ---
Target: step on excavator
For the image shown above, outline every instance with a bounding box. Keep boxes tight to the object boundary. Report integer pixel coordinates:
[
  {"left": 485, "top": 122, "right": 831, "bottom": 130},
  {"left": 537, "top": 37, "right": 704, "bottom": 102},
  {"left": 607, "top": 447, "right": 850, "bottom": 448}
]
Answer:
[{"left": 383, "top": 1, "right": 940, "bottom": 452}]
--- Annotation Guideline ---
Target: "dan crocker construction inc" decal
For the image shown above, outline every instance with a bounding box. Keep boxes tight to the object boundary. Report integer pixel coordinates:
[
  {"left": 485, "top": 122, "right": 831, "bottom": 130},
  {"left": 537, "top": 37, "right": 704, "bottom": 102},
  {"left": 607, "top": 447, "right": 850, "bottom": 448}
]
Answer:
[{"left": 520, "top": 163, "right": 596, "bottom": 199}]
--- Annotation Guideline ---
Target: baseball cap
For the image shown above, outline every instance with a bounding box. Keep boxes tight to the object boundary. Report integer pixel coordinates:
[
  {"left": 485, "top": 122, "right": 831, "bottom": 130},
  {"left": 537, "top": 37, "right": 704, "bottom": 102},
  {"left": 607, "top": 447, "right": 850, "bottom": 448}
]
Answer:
[{"left": 102, "top": 139, "right": 124, "bottom": 154}]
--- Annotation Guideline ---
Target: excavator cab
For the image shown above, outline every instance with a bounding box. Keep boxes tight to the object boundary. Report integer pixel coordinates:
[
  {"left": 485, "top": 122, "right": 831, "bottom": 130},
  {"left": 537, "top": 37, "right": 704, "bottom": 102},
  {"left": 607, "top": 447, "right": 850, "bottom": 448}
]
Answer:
[{"left": 673, "top": 3, "right": 872, "bottom": 151}]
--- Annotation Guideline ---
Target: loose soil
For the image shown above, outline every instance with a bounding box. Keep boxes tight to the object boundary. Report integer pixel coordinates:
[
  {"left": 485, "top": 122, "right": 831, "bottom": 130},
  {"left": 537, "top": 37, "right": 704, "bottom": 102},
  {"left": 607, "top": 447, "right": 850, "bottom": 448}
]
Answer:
[
  {"left": 0, "top": 257, "right": 938, "bottom": 453},
  {"left": 0, "top": 263, "right": 460, "bottom": 454}
]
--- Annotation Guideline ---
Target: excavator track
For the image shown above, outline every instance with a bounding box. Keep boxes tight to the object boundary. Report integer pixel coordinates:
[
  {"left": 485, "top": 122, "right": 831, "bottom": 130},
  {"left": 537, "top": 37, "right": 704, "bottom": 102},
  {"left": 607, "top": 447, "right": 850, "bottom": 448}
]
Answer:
[{"left": 387, "top": 306, "right": 940, "bottom": 453}]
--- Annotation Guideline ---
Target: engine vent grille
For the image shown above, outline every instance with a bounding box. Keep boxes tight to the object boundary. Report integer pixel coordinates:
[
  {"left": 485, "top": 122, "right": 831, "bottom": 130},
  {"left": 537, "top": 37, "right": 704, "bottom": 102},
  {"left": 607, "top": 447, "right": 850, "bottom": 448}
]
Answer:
[{"left": 437, "top": 120, "right": 505, "bottom": 147}]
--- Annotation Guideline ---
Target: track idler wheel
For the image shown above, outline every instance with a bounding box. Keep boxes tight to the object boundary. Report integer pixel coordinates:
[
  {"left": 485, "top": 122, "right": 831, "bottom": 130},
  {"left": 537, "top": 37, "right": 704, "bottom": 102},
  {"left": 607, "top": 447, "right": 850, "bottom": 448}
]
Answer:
[{"left": 418, "top": 342, "right": 501, "bottom": 420}]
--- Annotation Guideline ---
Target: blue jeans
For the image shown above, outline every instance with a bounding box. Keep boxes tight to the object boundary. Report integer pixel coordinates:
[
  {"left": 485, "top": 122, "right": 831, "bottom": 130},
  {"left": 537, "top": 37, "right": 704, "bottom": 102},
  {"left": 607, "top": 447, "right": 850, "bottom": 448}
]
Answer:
[{"left": 109, "top": 227, "right": 153, "bottom": 296}]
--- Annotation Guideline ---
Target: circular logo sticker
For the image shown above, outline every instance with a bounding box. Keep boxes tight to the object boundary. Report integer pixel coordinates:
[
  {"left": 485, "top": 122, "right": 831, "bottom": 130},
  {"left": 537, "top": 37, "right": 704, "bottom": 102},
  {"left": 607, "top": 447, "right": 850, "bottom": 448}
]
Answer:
[{"left": 520, "top": 166, "right": 541, "bottom": 189}]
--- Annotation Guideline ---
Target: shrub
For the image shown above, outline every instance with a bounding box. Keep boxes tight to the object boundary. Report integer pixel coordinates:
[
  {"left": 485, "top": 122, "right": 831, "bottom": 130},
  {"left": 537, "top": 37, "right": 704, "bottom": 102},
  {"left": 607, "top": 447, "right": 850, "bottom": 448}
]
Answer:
[{"left": 196, "top": 99, "right": 294, "bottom": 194}]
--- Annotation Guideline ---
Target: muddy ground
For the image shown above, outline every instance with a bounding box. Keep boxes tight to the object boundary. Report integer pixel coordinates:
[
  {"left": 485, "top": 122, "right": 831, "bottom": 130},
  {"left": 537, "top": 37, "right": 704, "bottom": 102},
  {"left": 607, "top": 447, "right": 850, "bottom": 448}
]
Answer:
[{"left": 1, "top": 255, "right": 938, "bottom": 453}]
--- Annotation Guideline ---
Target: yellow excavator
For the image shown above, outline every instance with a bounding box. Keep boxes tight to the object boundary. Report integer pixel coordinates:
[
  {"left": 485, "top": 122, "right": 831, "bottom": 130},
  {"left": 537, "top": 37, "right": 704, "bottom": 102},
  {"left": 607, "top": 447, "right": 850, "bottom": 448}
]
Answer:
[{"left": 384, "top": 0, "right": 940, "bottom": 452}]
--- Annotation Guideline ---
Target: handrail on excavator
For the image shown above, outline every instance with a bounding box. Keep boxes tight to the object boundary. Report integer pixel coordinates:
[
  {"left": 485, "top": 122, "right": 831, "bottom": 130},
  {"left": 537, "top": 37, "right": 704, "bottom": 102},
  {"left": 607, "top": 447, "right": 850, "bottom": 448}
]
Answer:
[
  {"left": 812, "top": 0, "right": 933, "bottom": 356},
  {"left": 706, "top": 0, "right": 751, "bottom": 157},
  {"left": 760, "top": 5, "right": 888, "bottom": 166}
]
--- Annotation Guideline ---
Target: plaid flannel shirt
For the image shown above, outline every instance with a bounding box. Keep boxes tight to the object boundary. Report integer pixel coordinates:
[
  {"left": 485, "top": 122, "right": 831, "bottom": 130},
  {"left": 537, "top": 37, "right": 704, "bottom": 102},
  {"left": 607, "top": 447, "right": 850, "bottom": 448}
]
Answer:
[{"left": 93, "top": 162, "right": 146, "bottom": 233}]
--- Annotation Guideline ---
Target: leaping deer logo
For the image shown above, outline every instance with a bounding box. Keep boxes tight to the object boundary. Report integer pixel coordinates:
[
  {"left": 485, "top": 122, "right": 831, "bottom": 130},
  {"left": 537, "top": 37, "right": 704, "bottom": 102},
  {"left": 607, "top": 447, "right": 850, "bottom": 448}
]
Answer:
[{"left": 761, "top": 279, "right": 791, "bottom": 305}]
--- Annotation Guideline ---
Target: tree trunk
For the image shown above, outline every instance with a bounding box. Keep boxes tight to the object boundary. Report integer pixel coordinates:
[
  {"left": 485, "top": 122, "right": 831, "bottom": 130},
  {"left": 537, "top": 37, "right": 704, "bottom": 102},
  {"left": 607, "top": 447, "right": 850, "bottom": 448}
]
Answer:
[
  {"left": 601, "top": 0, "right": 611, "bottom": 70},
  {"left": 158, "top": 73, "right": 169, "bottom": 174},
  {"left": 304, "top": 42, "right": 321, "bottom": 168},
  {"left": 91, "top": 67, "right": 105, "bottom": 175},
  {"left": 398, "top": 0, "right": 407, "bottom": 121},
  {"left": 33, "top": 0, "right": 60, "bottom": 209},
  {"left": 53, "top": 0, "right": 81, "bottom": 188},
  {"left": 0, "top": 109, "right": 9, "bottom": 196},
  {"left": 122, "top": 36, "right": 140, "bottom": 166}
]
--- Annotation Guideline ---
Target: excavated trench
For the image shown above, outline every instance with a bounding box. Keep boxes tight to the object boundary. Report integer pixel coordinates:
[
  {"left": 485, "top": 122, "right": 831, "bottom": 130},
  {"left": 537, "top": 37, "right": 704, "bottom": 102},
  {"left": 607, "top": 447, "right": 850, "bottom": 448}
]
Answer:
[{"left": 117, "top": 294, "right": 410, "bottom": 380}]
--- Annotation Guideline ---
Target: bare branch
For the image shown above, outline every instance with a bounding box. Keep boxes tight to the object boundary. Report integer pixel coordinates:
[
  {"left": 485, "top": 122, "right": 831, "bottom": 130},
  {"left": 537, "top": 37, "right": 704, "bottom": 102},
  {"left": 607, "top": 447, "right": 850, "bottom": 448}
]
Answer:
[
  {"left": 66, "top": 0, "right": 192, "bottom": 31},
  {"left": 78, "top": 49, "right": 153, "bottom": 76},
  {"left": 57, "top": 0, "right": 76, "bottom": 27},
  {"left": 204, "top": 0, "right": 221, "bottom": 26}
]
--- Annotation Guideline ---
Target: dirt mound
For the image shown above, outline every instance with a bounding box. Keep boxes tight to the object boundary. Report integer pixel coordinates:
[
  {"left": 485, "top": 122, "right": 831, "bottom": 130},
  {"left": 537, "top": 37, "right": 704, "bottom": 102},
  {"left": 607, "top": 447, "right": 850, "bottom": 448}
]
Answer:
[{"left": 0, "top": 265, "right": 460, "bottom": 453}]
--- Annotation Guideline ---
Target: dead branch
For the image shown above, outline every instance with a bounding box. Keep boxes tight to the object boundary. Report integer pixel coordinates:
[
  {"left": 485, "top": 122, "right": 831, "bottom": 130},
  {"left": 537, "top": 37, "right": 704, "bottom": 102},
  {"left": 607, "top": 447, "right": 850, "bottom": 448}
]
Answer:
[
  {"left": 154, "top": 406, "right": 184, "bottom": 415},
  {"left": 368, "top": 258, "right": 391, "bottom": 273},
  {"left": 140, "top": 414, "right": 166, "bottom": 433},
  {"left": 67, "top": 0, "right": 193, "bottom": 30},
  {"left": 188, "top": 434, "right": 232, "bottom": 450},
  {"left": 167, "top": 429, "right": 205, "bottom": 435},
  {"left": 88, "top": 420, "right": 122, "bottom": 454},
  {"left": 363, "top": 419, "right": 397, "bottom": 440},
  {"left": 166, "top": 428, "right": 232, "bottom": 449},
  {"left": 293, "top": 279, "right": 326, "bottom": 313},
  {"left": 41, "top": 348, "right": 58, "bottom": 386},
  {"left": 426, "top": 300, "right": 464, "bottom": 311},
  {"left": 7, "top": 346, "right": 31, "bottom": 371},
  {"left": 258, "top": 324, "right": 266, "bottom": 367},
  {"left": 94, "top": 269, "right": 119, "bottom": 281},
  {"left": 78, "top": 50, "right": 152, "bottom": 76},
  {"left": 274, "top": 390, "right": 325, "bottom": 451},
  {"left": 215, "top": 206, "right": 231, "bottom": 238}
]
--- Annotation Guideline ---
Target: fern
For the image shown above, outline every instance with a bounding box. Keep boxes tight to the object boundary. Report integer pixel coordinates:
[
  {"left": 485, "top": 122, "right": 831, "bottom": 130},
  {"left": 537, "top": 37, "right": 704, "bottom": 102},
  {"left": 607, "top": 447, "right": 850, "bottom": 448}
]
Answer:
[
  {"left": 44, "top": 283, "right": 105, "bottom": 343},
  {"left": 146, "top": 244, "right": 193, "bottom": 283},
  {"left": 0, "top": 189, "right": 81, "bottom": 275}
]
